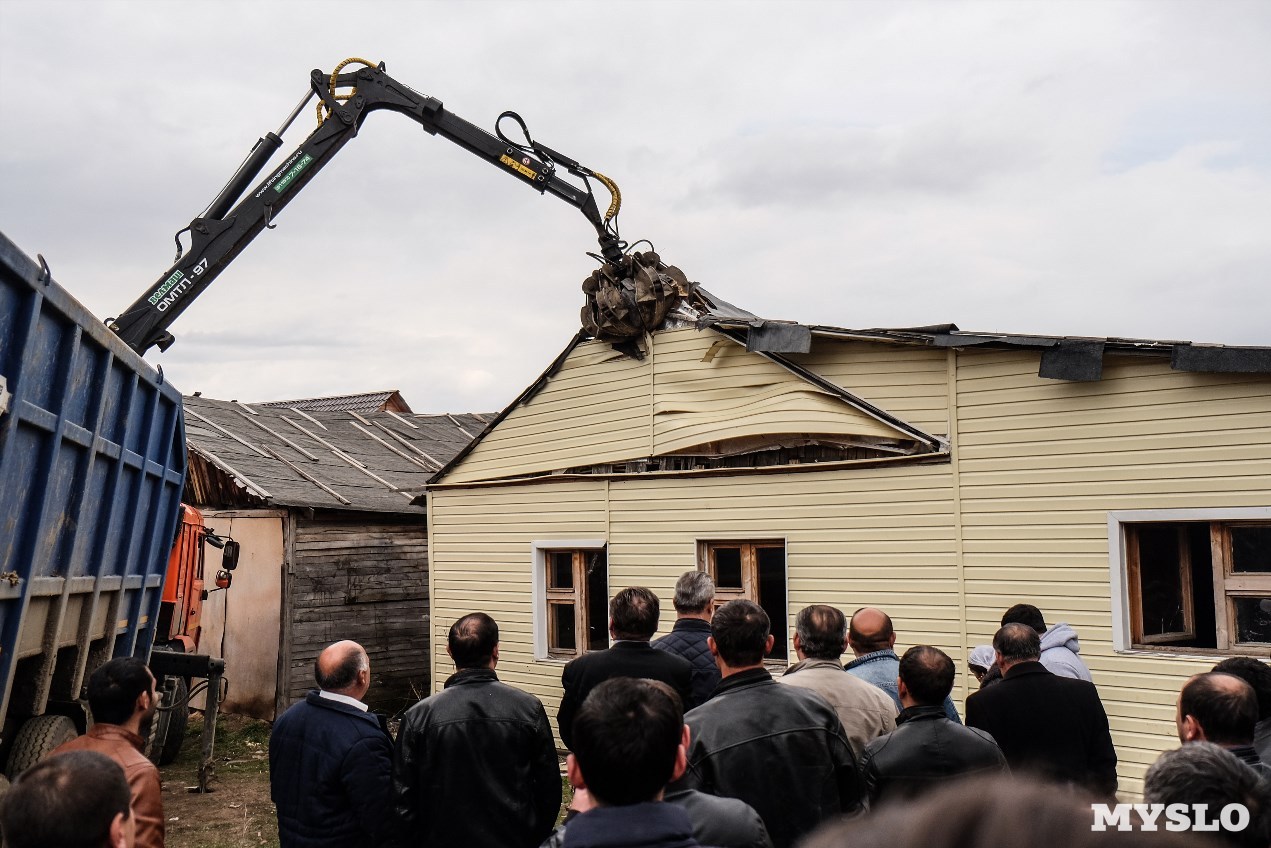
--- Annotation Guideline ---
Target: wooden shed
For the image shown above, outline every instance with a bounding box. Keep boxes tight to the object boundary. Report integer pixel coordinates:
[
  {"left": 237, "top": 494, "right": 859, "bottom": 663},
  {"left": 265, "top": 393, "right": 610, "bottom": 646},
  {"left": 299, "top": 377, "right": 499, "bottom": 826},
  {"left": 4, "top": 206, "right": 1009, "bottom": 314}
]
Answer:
[
  {"left": 181, "top": 394, "right": 487, "bottom": 719},
  {"left": 422, "top": 290, "right": 1271, "bottom": 797}
]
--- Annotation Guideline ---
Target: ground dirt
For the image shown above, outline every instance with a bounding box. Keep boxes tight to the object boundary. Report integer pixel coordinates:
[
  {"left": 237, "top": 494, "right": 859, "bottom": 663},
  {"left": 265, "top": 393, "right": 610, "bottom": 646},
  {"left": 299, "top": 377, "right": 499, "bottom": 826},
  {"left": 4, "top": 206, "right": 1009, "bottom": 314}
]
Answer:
[
  {"left": 159, "top": 710, "right": 570, "bottom": 848},
  {"left": 161, "top": 712, "right": 279, "bottom": 848}
]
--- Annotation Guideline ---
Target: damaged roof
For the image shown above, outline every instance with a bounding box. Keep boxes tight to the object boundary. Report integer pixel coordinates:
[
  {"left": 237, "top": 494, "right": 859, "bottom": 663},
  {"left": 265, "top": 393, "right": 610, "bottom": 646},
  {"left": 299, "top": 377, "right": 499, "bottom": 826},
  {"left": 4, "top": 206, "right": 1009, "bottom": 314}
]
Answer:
[
  {"left": 256, "top": 389, "right": 412, "bottom": 414},
  {"left": 688, "top": 288, "right": 1271, "bottom": 381},
  {"left": 184, "top": 394, "right": 489, "bottom": 512}
]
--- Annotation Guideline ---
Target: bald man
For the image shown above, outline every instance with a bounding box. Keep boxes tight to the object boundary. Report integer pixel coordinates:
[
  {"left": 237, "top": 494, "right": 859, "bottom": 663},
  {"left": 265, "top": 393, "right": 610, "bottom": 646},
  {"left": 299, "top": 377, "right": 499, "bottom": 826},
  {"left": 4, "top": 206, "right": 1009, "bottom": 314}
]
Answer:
[
  {"left": 1177, "top": 672, "right": 1271, "bottom": 777},
  {"left": 844, "top": 608, "right": 961, "bottom": 724},
  {"left": 269, "top": 640, "right": 394, "bottom": 848}
]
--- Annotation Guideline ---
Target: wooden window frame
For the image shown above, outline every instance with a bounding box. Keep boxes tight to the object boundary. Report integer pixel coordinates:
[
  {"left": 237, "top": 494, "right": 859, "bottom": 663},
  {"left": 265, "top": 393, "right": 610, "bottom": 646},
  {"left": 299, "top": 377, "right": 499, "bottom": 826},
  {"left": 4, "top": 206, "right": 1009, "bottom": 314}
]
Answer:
[
  {"left": 532, "top": 540, "right": 607, "bottom": 661},
  {"left": 1114, "top": 511, "right": 1271, "bottom": 655},
  {"left": 545, "top": 550, "right": 589, "bottom": 659},
  {"left": 697, "top": 540, "right": 784, "bottom": 604}
]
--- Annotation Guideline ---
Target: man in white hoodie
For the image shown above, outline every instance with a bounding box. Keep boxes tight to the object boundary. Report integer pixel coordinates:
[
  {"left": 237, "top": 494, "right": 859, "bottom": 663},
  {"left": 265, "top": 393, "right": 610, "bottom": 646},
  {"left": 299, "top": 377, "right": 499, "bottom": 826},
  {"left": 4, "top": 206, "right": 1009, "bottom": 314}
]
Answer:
[{"left": 1000, "top": 604, "right": 1092, "bottom": 682}]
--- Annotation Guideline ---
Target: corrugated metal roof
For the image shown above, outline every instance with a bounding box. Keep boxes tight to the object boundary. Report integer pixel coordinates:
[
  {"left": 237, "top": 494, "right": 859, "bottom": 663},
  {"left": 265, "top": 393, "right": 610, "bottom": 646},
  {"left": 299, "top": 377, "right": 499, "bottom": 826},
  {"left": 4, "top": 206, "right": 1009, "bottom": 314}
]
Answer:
[
  {"left": 184, "top": 395, "right": 490, "bottom": 512},
  {"left": 256, "top": 390, "right": 413, "bottom": 414}
]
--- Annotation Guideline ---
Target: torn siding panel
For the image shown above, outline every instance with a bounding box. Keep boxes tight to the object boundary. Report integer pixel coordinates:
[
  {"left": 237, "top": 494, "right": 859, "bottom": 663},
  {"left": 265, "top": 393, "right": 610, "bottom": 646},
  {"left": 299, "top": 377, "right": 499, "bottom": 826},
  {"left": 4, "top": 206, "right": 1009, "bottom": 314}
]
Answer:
[
  {"left": 651, "top": 330, "right": 922, "bottom": 455},
  {"left": 787, "top": 339, "right": 952, "bottom": 437}
]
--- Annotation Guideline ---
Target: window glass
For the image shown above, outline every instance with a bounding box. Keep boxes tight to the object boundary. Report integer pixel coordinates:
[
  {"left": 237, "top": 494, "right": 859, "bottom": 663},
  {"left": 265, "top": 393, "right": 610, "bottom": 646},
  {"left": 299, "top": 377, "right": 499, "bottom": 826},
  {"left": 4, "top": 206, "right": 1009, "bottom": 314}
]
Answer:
[
  {"left": 1233, "top": 597, "right": 1271, "bottom": 644},
  {"left": 1231, "top": 527, "right": 1271, "bottom": 574},
  {"left": 757, "top": 546, "right": 787, "bottom": 661},
  {"left": 715, "top": 547, "right": 743, "bottom": 588},
  {"left": 586, "top": 550, "right": 610, "bottom": 652},
  {"left": 551, "top": 603, "right": 576, "bottom": 652},
  {"left": 1136, "top": 524, "right": 1188, "bottom": 637},
  {"left": 550, "top": 551, "right": 574, "bottom": 588}
]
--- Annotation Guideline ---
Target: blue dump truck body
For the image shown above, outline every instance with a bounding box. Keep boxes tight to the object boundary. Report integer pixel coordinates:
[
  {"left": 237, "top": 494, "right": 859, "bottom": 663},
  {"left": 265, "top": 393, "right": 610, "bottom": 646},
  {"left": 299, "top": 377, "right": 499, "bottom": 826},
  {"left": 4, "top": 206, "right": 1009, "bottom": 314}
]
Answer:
[{"left": 0, "top": 229, "right": 187, "bottom": 775}]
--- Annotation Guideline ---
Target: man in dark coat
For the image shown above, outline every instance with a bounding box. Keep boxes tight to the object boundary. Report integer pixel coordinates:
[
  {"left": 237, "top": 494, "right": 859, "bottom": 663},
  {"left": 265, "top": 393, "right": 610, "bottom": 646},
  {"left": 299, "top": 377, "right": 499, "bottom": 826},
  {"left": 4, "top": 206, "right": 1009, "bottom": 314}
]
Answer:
[
  {"left": 965, "top": 624, "right": 1117, "bottom": 798},
  {"left": 861, "top": 645, "right": 1006, "bottom": 805},
  {"left": 672, "top": 600, "right": 862, "bottom": 848},
  {"left": 1176, "top": 671, "right": 1271, "bottom": 777},
  {"left": 558, "top": 586, "right": 692, "bottom": 750},
  {"left": 269, "top": 640, "right": 393, "bottom": 848},
  {"left": 390, "top": 613, "right": 561, "bottom": 848},
  {"left": 653, "top": 571, "right": 721, "bottom": 710}
]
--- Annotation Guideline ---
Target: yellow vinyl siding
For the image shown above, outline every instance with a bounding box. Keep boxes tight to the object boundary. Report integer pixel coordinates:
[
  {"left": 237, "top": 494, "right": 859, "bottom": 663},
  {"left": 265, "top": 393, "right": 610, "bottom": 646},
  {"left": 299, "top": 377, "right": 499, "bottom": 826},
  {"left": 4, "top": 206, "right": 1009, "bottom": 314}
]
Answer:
[
  {"left": 954, "top": 349, "right": 1271, "bottom": 796},
  {"left": 446, "top": 329, "right": 924, "bottom": 483},
  {"left": 789, "top": 339, "right": 951, "bottom": 436},
  {"left": 428, "top": 335, "right": 1271, "bottom": 797}
]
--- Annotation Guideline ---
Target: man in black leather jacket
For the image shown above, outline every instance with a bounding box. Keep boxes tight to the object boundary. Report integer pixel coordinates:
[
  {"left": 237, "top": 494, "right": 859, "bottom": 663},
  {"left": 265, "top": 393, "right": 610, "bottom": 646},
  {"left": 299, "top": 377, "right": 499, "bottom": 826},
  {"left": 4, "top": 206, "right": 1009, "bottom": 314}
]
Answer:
[
  {"left": 389, "top": 613, "right": 561, "bottom": 848},
  {"left": 670, "top": 600, "right": 863, "bottom": 848},
  {"left": 860, "top": 645, "right": 1006, "bottom": 805}
]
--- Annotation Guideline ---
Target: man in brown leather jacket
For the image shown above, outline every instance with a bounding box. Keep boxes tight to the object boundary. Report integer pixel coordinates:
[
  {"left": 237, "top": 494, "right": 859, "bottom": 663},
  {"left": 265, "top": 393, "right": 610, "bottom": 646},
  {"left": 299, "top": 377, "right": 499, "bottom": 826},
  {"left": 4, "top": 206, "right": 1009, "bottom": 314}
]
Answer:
[{"left": 52, "top": 656, "right": 164, "bottom": 848}]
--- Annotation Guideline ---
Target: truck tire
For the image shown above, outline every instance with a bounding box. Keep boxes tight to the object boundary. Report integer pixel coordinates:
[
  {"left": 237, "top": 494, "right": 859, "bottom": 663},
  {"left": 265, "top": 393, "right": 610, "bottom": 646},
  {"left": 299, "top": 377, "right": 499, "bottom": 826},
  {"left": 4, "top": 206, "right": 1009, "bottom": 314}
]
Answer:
[
  {"left": 4, "top": 714, "right": 78, "bottom": 778},
  {"left": 149, "top": 676, "right": 189, "bottom": 766}
]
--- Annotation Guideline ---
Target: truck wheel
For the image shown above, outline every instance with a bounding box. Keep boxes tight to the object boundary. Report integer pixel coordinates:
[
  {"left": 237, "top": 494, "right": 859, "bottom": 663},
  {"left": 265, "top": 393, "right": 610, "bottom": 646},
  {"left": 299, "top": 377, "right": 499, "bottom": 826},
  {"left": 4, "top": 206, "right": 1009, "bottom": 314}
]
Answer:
[
  {"left": 149, "top": 676, "right": 190, "bottom": 766},
  {"left": 4, "top": 715, "right": 78, "bottom": 777}
]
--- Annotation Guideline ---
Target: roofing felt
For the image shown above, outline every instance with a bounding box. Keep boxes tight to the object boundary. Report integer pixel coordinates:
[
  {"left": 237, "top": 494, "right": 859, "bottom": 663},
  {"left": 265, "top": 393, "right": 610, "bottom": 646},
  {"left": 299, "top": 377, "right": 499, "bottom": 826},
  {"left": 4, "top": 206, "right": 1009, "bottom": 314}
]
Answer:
[
  {"left": 256, "top": 389, "right": 412, "bottom": 414},
  {"left": 183, "top": 394, "right": 490, "bottom": 512}
]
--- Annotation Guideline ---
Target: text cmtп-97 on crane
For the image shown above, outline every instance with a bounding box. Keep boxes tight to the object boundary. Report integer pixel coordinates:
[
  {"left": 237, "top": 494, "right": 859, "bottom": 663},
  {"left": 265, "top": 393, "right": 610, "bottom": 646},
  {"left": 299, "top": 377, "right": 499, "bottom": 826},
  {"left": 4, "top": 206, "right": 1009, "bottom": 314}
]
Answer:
[{"left": 107, "top": 58, "right": 690, "bottom": 359}]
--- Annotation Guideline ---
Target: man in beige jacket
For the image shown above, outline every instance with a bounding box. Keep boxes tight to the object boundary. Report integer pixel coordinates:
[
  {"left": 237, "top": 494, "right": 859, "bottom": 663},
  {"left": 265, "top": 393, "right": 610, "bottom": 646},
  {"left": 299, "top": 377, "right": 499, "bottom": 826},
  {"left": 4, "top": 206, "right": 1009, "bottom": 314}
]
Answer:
[{"left": 779, "top": 604, "right": 897, "bottom": 758}]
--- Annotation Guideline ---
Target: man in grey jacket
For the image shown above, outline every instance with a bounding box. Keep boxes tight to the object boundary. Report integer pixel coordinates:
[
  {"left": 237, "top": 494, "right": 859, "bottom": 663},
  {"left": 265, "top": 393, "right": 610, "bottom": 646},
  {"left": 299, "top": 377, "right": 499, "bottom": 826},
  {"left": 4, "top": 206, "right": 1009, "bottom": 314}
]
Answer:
[
  {"left": 779, "top": 604, "right": 896, "bottom": 759},
  {"left": 1000, "top": 604, "right": 1092, "bottom": 682}
]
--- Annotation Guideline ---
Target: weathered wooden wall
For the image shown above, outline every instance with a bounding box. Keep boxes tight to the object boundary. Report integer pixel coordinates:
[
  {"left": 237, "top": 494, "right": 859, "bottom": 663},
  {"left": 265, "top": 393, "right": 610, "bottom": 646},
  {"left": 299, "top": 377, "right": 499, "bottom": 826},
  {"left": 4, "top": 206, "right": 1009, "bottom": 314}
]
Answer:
[{"left": 282, "top": 513, "right": 430, "bottom": 715}]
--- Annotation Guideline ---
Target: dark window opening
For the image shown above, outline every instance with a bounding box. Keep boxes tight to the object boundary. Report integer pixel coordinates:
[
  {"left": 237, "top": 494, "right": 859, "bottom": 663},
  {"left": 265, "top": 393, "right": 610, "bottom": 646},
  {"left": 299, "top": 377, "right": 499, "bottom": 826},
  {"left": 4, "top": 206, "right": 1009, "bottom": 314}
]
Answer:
[
  {"left": 700, "top": 540, "right": 787, "bottom": 662},
  {"left": 544, "top": 547, "right": 608, "bottom": 658}
]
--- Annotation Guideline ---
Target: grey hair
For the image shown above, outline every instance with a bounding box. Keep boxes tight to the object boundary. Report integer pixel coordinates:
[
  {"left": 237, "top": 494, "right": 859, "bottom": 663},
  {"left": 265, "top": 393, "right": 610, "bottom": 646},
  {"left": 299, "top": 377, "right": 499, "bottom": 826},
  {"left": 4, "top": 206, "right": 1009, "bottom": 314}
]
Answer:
[
  {"left": 673, "top": 571, "right": 715, "bottom": 613},
  {"left": 1144, "top": 742, "right": 1271, "bottom": 848}
]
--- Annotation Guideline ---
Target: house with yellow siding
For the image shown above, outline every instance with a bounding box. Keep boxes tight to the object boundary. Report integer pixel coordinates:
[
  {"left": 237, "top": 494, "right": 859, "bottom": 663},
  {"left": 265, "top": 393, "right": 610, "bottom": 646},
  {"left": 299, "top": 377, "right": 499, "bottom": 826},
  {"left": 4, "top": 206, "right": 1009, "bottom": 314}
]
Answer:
[{"left": 421, "top": 289, "right": 1271, "bottom": 798}]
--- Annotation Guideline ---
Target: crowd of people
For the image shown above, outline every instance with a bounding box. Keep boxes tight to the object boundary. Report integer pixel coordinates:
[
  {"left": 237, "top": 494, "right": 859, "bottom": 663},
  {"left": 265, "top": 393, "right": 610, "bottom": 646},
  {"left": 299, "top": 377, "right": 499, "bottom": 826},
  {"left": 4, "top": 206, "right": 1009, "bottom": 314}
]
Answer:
[{"left": 4, "top": 572, "right": 1271, "bottom": 847}]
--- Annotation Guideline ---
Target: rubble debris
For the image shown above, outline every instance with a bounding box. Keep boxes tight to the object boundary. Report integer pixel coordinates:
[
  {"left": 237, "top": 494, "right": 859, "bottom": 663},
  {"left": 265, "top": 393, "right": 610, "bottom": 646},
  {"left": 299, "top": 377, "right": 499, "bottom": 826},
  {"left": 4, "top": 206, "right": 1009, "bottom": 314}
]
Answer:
[{"left": 580, "top": 251, "right": 694, "bottom": 350}]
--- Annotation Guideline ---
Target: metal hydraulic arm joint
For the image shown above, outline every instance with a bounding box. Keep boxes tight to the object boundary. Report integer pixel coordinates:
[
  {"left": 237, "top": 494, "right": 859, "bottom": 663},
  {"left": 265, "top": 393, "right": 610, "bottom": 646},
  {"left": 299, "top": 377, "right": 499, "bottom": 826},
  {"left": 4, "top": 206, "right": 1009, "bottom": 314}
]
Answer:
[{"left": 107, "top": 60, "right": 626, "bottom": 356}]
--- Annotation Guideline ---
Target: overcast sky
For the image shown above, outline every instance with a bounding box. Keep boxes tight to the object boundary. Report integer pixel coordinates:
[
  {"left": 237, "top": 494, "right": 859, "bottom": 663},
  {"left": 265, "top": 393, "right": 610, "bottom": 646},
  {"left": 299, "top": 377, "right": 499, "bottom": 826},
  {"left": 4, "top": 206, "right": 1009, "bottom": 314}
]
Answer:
[{"left": 2, "top": 1, "right": 1268, "bottom": 414}]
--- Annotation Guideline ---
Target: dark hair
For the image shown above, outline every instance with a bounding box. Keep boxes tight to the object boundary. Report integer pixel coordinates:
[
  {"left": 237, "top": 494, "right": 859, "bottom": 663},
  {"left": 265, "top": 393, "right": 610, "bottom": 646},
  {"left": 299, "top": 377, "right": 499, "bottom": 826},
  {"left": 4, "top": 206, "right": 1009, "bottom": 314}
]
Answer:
[
  {"left": 1212, "top": 657, "right": 1271, "bottom": 721},
  {"left": 795, "top": 605, "right": 847, "bottom": 660},
  {"left": 0, "top": 751, "right": 131, "bottom": 848},
  {"left": 86, "top": 656, "right": 152, "bottom": 725},
  {"left": 610, "top": 587, "right": 661, "bottom": 641},
  {"left": 711, "top": 599, "right": 771, "bottom": 667},
  {"left": 848, "top": 608, "right": 895, "bottom": 653},
  {"left": 1180, "top": 673, "right": 1258, "bottom": 746},
  {"left": 673, "top": 571, "right": 715, "bottom": 614},
  {"left": 1001, "top": 604, "right": 1047, "bottom": 634},
  {"left": 992, "top": 624, "right": 1041, "bottom": 664},
  {"left": 449, "top": 612, "right": 499, "bottom": 668},
  {"left": 899, "top": 645, "right": 956, "bottom": 706},
  {"left": 1145, "top": 742, "right": 1271, "bottom": 848},
  {"left": 801, "top": 774, "right": 1203, "bottom": 848},
  {"left": 314, "top": 644, "right": 367, "bottom": 691},
  {"left": 571, "top": 677, "right": 683, "bottom": 806}
]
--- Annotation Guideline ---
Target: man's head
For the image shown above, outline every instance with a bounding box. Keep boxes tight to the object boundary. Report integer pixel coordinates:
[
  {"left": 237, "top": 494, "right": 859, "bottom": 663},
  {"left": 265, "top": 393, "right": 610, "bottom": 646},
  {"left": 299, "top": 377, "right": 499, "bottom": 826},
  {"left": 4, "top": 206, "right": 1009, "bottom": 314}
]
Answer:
[
  {"left": 609, "top": 587, "right": 661, "bottom": 641},
  {"left": 314, "top": 640, "right": 371, "bottom": 701},
  {"left": 567, "top": 677, "right": 687, "bottom": 806},
  {"left": 86, "top": 657, "right": 156, "bottom": 733},
  {"left": 0, "top": 750, "right": 133, "bottom": 848},
  {"left": 1212, "top": 657, "right": 1271, "bottom": 722},
  {"left": 1000, "top": 603, "right": 1047, "bottom": 634},
  {"left": 447, "top": 612, "right": 499, "bottom": 670},
  {"left": 672, "top": 571, "right": 715, "bottom": 617},
  {"left": 898, "top": 645, "right": 956, "bottom": 708},
  {"left": 794, "top": 604, "right": 848, "bottom": 661},
  {"left": 1177, "top": 672, "right": 1258, "bottom": 746},
  {"left": 709, "top": 599, "right": 774, "bottom": 671},
  {"left": 992, "top": 623, "right": 1041, "bottom": 673},
  {"left": 1145, "top": 741, "right": 1271, "bottom": 848},
  {"left": 848, "top": 607, "right": 896, "bottom": 656}
]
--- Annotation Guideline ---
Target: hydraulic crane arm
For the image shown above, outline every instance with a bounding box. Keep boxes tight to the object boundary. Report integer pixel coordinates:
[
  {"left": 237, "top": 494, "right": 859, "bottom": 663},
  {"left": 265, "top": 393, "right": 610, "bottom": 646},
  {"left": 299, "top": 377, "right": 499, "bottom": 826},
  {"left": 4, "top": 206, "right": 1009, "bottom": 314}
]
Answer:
[{"left": 109, "top": 60, "right": 626, "bottom": 355}]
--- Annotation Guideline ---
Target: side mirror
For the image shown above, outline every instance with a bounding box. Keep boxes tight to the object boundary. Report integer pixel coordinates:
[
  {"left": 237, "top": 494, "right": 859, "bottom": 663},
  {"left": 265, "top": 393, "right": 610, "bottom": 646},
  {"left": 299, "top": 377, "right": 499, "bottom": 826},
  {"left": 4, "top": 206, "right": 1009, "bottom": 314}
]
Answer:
[{"left": 221, "top": 540, "right": 240, "bottom": 571}]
